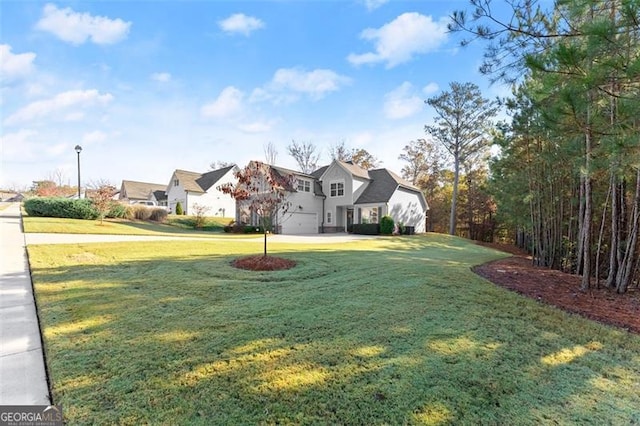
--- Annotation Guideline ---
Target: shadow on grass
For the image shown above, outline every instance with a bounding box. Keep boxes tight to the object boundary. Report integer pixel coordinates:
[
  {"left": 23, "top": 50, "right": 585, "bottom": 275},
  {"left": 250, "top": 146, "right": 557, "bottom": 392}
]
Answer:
[{"left": 29, "top": 238, "right": 640, "bottom": 425}]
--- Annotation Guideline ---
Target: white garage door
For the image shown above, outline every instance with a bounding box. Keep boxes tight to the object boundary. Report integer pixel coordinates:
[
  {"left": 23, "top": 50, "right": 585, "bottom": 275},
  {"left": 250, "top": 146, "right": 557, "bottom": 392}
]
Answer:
[{"left": 281, "top": 212, "right": 318, "bottom": 234}]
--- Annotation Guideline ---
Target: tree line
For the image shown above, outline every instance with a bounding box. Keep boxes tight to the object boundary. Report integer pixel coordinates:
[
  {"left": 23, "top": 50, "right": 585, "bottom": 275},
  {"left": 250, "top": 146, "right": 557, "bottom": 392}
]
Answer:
[{"left": 445, "top": 0, "right": 640, "bottom": 293}]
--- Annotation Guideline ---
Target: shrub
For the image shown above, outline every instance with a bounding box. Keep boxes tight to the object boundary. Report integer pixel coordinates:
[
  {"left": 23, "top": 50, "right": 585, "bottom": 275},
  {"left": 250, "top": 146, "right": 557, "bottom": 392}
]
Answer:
[
  {"left": 352, "top": 223, "right": 380, "bottom": 235},
  {"left": 131, "top": 205, "right": 152, "bottom": 221},
  {"left": 244, "top": 225, "right": 264, "bottom": 234},
  {"left": 24, "top": 197, "right": 98, "bottom": 220},
  {"left": 192, "top": 203, "right": 210, "bottom": 229},
  {"left": 106, "top": 202, "right": 133, "bottom": 219},
  {"left": 380, "top": 215, "right": 394, "bottom": 235},
  {"left": 175, "top": 202, "right": 184, "bottom": 215},
  {"left": 149, "top": 208, "right": 168, "bottom": 222},
  {"left": 222, "top": 221, "right": 263, "bottom": 233}
]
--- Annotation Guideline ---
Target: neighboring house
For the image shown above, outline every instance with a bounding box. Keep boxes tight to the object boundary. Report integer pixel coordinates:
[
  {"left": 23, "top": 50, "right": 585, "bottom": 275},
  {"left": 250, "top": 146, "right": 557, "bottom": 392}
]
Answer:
[
  {"left": 315, "top": 160, "right": 428, "bottom": 234},
  {"left": 166, "top": 165, "right": 238, "bottom": 216},
  {"left": 237, "top": 159, "right": 428, "bottom": 234},
  {"left": 119, "top": 180, "right": 168, "bottom": 206}
]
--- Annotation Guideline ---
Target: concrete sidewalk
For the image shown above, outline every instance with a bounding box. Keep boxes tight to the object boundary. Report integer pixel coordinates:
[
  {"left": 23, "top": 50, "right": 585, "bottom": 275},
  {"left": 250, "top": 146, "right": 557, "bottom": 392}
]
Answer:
[{"left": 0, "top": 203, "right": 50, "bottom": 404}]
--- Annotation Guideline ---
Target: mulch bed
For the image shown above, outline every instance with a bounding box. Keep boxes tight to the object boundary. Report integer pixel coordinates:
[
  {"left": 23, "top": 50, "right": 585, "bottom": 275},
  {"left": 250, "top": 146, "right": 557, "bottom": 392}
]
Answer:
[
  {"left": 232, "top": 255, "right": 296, "bottom": 271},
  {"left": 473, "top": 243, "right": 640, "bottom": 334}
]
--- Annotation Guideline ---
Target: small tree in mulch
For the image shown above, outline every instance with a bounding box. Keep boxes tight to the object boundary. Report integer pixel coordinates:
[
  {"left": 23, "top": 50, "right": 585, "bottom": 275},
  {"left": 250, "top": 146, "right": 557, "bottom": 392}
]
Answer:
[{"left": 218, "top": 161, "right": 296, "bottom": 271}]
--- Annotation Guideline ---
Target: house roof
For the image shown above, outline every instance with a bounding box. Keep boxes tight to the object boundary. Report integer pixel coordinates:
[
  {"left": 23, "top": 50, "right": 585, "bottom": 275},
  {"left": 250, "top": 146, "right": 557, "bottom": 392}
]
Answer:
[
  {"left": 339, "top": 160, "right": 370, "bottom": 180},
  {"left": 152, "top": 190, "right": 167, "bottom": 202},
  {"left": 310, "top": 165, "right": 328, "bottom": 179},
  {"left": 270, "top": 164, "right": 325, "bottom": 196},
  {"left": 173, "top": 165, "right": 236, "bottom": 193},
  {"left": 120, "top": 180, "right": 167, "bottom": 200},
  {"left": 355, "top": 168, "right": 426, "bottom": 205}
]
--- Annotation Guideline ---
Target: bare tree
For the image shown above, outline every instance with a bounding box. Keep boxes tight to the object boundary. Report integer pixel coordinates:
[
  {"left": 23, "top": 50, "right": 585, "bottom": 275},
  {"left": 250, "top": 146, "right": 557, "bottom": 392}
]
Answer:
[
  {"left": 328, "top": 140, "right": 352, "bottom": 162},
  {"left": 287, "top": 140, "right": 320, "bottom": 174},
  {"left": 46, "top": 168, "right": 68, "bottom": 186},
  {"left": 264, "top": 141, "right": 278, "bottom": 165}
]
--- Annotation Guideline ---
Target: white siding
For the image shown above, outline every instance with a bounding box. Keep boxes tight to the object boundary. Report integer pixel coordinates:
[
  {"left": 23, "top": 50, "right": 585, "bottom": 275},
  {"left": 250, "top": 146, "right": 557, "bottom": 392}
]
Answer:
[
  {"left": 166, "top": 169, "right": 237, "bottom": 218},
  {"left": 387, "top": 188, "right": 427, "bottom": 233},
  {"left": 277, "top": 185, "right": 323, "bottom": 234}
]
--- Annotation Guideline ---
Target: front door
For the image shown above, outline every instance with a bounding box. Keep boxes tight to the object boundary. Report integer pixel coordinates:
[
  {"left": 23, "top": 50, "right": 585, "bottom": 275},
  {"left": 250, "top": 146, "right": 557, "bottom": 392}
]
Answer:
[{"left": 346, "top": 208, "right": 354, "bottom": 232}]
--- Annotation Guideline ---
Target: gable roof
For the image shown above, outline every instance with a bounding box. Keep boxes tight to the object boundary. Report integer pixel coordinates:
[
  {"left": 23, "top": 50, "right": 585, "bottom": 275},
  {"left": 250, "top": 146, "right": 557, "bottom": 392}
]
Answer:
[
  {"left": 355, "top": 168, "right": 426, "bottom": 206},
  {"left": 172, "top": 165, "right": 236, "bottom": 193},
  {"left": 338, "top": 160, "right": 370, "bottom": 180},
  {"left": 120, "top": 180, "right": 167, "bottom": 200}
]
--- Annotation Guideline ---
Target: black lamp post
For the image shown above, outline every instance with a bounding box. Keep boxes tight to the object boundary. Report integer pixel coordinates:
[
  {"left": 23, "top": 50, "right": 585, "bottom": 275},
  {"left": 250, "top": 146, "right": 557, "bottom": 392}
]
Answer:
[{"left": 74, "top": 145, "right": 82, "bottom": 198}]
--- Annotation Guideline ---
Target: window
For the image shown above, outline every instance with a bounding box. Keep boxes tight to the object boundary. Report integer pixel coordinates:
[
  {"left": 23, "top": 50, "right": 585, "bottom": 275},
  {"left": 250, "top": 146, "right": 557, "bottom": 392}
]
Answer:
[
  {"left": 173, "top": 179, "right": 179, "bottom": 187},
  {"left": 327, "top": 211, "right": 332, "bottom": 224},
  {"left": 297, "top": 179, "right": 311, "bottom": 192},
  {"left": 361, "top": 207, "right": 379, "bottom": 223},
  {"left": 330, "top": 181, "right": 344, "bottom": 197}
]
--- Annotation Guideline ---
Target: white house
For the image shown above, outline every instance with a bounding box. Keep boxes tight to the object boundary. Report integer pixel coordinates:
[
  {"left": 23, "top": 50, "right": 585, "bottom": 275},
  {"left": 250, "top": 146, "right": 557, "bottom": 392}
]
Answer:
[
  {"left": 166, "top": 165, "right": 238, "bottom": 217},
  {"left": 314, "top": 160, "right": 428, "bottom": 234},
  {"left": 236, "top": 160, "right": 428, "bottom": 234}
]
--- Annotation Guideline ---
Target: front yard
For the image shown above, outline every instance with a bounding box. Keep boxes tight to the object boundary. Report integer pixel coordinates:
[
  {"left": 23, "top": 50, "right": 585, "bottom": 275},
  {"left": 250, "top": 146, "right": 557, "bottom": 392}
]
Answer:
[{"left": 28, "top": 234, "right": 640, "bottom": 424}]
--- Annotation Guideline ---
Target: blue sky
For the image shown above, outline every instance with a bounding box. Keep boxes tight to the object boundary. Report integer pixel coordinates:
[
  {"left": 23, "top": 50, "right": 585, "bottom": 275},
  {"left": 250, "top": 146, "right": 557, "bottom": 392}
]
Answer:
[{"left": 1, "top": 0, "right": 511, "bottom": 190}]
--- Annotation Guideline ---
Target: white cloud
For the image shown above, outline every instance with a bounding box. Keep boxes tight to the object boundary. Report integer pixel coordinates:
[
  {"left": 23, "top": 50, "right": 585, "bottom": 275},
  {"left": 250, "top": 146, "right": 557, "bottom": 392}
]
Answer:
[
  {"left": 201, "top": 86, "right": 244, "bottom": 119},
  {"left": 4, "top": 89, "right": 114, "bottom": 126},
  {"left": 150, "top": 72, "right": 171, "bottom": 83},
  {"left": 383, "top": 82, "right": 424, "bottom": 119},
  {"left": 0, "top": 129, "right": 39, "bottom": 160},
  {"left": 0, "top": 45, "right": 36, "bottom": 82},
  {"left": 362, "top": 0, "right": 389, "bottom": 11},
  {"left": 219, "top": 13, "right": 265, "bottom": 36},
  {"left": 423, "top": 82, "right": 439, "bottom": 96},
  {"left": 253, "top": 67, "right": 351, "bottom": 103},
  {"left": 237, "top": 119, "right": 277, "bottom": 134},
  {"left": 347, "top": 12, "right": 448, "bottom": 68},
  {"left": 35, "top": 3, "right": 131, "bottom": 45},
  {"left": 82, "top": 130, "right": 108, "bottom": 144}
]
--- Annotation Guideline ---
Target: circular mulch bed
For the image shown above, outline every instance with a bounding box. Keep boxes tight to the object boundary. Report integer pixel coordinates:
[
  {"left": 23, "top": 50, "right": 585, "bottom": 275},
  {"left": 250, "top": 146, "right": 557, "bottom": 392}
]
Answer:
[
  {"left": 474, "top": 243, "right": 640, "bottom": 334},
  {"left": 232, "top": 255, "right": 296, "bottom": 271}
]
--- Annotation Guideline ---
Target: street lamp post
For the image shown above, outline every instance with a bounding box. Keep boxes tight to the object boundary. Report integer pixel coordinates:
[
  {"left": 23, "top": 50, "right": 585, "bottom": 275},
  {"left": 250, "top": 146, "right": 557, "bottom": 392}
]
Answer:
[{"left": 74, "top": 145, "right": 82, "bottom": 198}]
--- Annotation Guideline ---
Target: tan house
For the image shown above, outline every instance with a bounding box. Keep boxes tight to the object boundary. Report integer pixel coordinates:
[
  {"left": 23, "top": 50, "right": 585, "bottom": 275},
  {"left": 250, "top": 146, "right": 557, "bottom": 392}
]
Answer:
[{"left": 119, "top": 180, "right": 168, "bottom": 206}]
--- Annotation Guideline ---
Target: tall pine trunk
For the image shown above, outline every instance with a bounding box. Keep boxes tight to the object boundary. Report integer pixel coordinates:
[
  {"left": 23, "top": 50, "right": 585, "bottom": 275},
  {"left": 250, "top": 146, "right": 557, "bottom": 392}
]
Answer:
[{"left": 449, "top": 152, "right": 460, "bottom": 236}]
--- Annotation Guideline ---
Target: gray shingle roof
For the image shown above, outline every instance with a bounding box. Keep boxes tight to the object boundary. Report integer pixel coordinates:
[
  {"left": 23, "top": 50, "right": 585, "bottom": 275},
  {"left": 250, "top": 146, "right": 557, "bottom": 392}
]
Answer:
[
  {"left": 173, "top": 165, "right": 236, "bottom": 193},
  {"left": 355, "top": 168, "right": 425, "bottom": 204},
  {"left": 120, "top": 180, "right": 167, "bottom": 200}
]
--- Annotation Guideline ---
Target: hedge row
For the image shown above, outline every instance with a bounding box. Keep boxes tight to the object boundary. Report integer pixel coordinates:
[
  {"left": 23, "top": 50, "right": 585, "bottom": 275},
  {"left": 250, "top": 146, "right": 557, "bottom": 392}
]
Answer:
[
  {"left": 24, "top": 197, "right": 167, "bottom": 222},
  {"left": 223, "top": 222, "right": 265, "bottom": 233},
  {"left": 24, "top": 198, "right": 99, "bottom": 220}
]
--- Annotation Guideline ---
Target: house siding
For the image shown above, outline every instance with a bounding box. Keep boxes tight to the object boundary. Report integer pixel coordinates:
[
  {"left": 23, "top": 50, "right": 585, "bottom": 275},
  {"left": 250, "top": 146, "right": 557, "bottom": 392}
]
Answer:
[
  {"left": 166, "top": 169, "right": 237, "bottom": 217},
  {"left": 387, "top": 188, "right": 427, "bottom": 233}
]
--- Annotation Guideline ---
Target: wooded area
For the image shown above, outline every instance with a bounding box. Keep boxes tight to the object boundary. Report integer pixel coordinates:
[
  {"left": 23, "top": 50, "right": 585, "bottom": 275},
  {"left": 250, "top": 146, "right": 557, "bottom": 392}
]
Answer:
[{"left": 404, "top": 0, "right": 639, "bottom": 294}]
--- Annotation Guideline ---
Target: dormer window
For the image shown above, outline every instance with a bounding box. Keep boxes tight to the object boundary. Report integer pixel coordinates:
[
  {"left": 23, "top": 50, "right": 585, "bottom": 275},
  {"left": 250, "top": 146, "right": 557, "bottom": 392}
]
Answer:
[{"left": 297, "top": 179, "right": 311, "bottom": 192}]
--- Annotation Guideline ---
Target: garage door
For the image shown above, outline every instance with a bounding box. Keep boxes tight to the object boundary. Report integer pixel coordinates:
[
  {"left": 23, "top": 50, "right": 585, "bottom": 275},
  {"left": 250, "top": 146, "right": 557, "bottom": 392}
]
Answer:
[{"left": 281, "top": 212, "right": 318, "bottom": 234}]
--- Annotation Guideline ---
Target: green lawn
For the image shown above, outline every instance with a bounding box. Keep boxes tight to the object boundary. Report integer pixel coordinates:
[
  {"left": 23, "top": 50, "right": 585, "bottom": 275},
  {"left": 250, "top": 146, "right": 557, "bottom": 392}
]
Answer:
[
  {"left": 22, "top": 215, "right": 239, "bottom": 237},
  {"left": 28, "top": 234, "right": 640, "bottom": 425}
]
